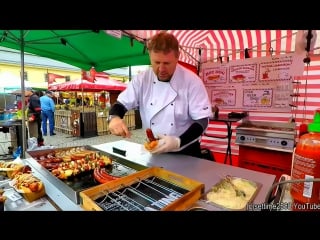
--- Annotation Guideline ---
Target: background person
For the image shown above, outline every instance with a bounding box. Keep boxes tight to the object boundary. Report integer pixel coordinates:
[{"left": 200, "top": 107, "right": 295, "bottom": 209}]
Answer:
[
  {"left": 76, "top": 95, "right": 82, "bottom": 107},
  {"left": 40, "top": 90, "right": 56, "bottom": 136},
  {"left": 108, "top": 31, "right": 212, "bottom": 158},
  {"left": 84, "top": 96, "right": 90, "bottom": 107},
  {"left": 27, "top": 90, "right": 44, "bottom": 146}
]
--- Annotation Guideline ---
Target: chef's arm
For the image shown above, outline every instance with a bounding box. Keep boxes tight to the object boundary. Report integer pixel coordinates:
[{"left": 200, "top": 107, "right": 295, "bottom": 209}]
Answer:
[
  {"left": 149, "top": 118, "right": 209, "bottom": 154},
  {"left": 108, "top": 101, "right": 131, "bottom": 138},
  {"left": 109, "top": 101, "right": 128, "bottom": 118},
  {"left": 179, "top": 118, "right": 209, "bottom": 148}
]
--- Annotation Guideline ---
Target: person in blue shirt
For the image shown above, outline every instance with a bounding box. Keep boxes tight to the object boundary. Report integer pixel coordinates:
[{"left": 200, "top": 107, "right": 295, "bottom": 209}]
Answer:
[{"left": 40, "top": 90, "right": 56, "bottom": 136}]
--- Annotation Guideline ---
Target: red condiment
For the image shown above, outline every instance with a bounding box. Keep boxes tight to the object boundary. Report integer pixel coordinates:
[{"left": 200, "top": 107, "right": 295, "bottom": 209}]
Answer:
[
  {"left": 298, "top": 119, "right": 309, "bottom": 138},
  {"left": 291, "top": 109, "right": 320, "bottom": 211}
]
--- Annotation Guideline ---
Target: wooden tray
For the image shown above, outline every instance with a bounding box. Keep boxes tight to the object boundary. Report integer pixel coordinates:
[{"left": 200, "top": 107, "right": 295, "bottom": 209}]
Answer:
[{"left": 80, "top": 167, "right": 204, "bottom": 211}]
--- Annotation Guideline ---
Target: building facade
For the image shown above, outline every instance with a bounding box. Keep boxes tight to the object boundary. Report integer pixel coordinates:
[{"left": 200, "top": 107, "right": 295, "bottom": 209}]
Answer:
[
  {"left": 0, "top": 47, "right": 81, "bottom": 92},
  {"left": 0, "top": 46, "right": 149, "bottom": 93}
]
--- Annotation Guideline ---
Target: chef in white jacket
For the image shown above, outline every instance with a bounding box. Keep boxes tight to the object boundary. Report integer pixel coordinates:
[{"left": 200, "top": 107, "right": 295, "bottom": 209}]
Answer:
[{"left": 108, "top": 31, "right": 213, "bottom": 158}]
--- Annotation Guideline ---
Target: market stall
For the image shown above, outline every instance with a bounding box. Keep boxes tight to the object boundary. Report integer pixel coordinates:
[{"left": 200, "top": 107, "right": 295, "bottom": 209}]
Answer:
[
  {"left": 49, "top": 77, "right": 129, "bottom": 137},
  {"left": 54, "top": 108, "right": 136, "bottom": 137}
]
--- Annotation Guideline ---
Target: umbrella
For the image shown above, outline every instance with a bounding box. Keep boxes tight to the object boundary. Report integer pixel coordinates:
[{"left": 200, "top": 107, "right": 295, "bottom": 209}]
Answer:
[
  {"left": 49, "top": 77, "right": 127, "bottom": 92},
  {"left": 49, "top": 77, "right": 127, "bottom": 112}
]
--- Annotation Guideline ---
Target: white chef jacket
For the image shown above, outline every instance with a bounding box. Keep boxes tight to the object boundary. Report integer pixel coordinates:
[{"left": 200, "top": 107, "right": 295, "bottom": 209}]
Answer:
[{"left": 118, "top": 64, "right": 213, "bottom": 137}]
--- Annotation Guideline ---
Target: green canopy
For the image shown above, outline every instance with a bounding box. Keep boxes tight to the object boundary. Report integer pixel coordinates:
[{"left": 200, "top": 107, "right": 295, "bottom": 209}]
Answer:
[
  {"left": 0, "top": 30, "right": 150, "bottom": 72},
  {"left": 0, "top": 30, "right": 151, "bottom": 158}
]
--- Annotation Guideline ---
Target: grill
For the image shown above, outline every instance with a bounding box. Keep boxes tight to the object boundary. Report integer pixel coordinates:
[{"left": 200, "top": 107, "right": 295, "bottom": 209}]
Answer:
[
  {"left": 95, "top": 176, "right": 189, "bottom": 211},
  {"left": 235, "top": 120, "right": 296, "bottom": 180},
  {"left": 235, "top": 120, "right": 296, "bottom": 153},
  {"left": 26, "top": 146, "right": 147, "bottom": 204},
  {"left": 80, "top": 167, "right": 204, "bottom": 211}
]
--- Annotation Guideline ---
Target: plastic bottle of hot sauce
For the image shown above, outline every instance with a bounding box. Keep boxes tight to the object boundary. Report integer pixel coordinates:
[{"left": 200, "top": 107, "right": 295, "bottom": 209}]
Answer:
[{"left": 291, "top": 109, "right": 320, "bottom": 211}]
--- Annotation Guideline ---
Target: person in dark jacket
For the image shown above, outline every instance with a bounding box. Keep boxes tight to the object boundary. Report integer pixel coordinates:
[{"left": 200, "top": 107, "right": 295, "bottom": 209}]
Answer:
[{"left": 28, "top": 90, "right": 44, "bottom": 146}]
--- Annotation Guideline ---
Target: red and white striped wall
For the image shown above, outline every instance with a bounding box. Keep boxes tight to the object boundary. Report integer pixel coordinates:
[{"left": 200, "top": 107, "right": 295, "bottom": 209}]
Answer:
[{"left": 201, "top": 53, "right": 320, "bottom": 156}]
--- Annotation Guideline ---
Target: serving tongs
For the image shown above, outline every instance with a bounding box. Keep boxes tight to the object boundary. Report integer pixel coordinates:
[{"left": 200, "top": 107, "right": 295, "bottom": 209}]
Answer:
[{"left": 224, "top": 175, "right": 246, "bottom": 197}]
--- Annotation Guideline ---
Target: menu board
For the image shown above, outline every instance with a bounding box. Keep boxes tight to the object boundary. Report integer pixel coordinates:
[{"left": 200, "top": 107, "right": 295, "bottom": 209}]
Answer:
[{"left": 201, "top": 53, "right": 305, "bottom": 112}]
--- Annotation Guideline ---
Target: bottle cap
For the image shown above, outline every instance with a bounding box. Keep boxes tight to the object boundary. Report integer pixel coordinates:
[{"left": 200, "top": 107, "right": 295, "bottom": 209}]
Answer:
[{"left": 308, "top": 109, "right": 320, "bottom": 132}]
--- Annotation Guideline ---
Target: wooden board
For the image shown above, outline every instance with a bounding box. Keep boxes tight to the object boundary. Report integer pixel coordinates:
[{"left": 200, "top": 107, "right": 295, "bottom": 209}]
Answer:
[{"left": 80, "top": 112, "right": 97, "bottom": 137}]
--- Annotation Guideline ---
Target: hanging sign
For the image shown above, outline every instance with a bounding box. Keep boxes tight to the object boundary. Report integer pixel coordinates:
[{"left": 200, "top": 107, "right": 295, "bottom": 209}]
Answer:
[{"left": 201, "top": 53, "right": 305, "bottom": 112}]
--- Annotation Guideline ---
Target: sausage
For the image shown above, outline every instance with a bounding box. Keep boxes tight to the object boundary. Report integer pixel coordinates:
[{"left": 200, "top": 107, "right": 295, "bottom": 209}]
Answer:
[
  {"left": 146, "top": 128, "right": 156, "bottom": 142},
  {"left": 99, "top": 168, "right": 120, "bottom": 180},
  {"left": 93, "top": 168, "right": 112, "bottom": 184},
  {"left": 43, "top": 162, "right": 60, "bottom": 170},
  {"left": 93, "top": 168, "right": 104, "bottom": 183}
]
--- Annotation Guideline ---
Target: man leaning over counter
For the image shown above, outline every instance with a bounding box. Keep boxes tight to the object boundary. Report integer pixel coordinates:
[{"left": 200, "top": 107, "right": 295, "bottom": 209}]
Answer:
[{"left": 108, "top": 31, "right": 212, "bottom": 158}]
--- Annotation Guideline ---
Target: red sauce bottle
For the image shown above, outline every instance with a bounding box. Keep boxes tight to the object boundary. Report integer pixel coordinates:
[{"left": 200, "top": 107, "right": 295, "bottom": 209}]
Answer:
[{"left": 291, "top": 109, "right": 320, "bottom": 211}]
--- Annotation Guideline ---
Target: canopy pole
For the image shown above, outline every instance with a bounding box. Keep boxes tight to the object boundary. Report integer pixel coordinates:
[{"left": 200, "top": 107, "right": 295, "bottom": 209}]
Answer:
[
  {"left": 19, "top": 30, "right": 27, "bottom": 159},
  {"left": 128, "top": 66, "right": 132, "bottom": 81},
  {"left": 81, "top": 79, "right": 84, "bottom": 112}
]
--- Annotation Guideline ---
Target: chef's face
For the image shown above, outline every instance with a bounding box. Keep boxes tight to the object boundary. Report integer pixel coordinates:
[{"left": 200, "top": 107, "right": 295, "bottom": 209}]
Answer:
[{"left": 149, "top": 50, "right": 179, "bottom": 82}]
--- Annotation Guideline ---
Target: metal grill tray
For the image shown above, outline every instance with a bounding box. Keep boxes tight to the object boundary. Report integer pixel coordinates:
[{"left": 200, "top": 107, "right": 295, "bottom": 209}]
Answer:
[
  {"left": 26, "top": 146, "right": 147, "bottom": 204},
  {"left": 95, "top": 176, "right": 190, "bottom": 211},
  {"left": 62, "top": 162, "right": 138, "bottom": 192},
  {"left": 80, "top": 167, "right": 205, "bottom": 211}
]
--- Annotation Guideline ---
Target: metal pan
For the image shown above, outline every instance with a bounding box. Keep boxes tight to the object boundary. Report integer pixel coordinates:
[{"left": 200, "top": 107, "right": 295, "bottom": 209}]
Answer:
[
  {"left": 26, "top": 145, "right": 147, "bottom": 204},
  {"left": 203, "top": 176, "right": 261, "bottom": 211}
]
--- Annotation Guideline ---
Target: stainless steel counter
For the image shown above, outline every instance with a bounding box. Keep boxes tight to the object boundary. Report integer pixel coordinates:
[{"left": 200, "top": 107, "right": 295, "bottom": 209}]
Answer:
[
  {"left": 92, "top": 140, "right": 276, "bottom": 210},
  {"left": 18, "top": 140, "right": 276, "bottom": 211}
]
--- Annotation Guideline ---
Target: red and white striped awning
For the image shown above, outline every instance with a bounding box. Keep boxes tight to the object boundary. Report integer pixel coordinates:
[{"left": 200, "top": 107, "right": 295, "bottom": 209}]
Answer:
[
  {"left": 127, "top": 30, "right": 320, "bottom": 66},
  {"left": 126, "top": 30, "right": 320, "bottom": 157}
]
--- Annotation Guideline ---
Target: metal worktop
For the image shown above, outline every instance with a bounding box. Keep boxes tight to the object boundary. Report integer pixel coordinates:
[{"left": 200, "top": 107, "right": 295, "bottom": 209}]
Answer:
[
  {"left": 92, "top": 140, "right": 276, "bottom": 209},
  {"left": 22, "top": 140, "right": 276, "bottom": 211}
]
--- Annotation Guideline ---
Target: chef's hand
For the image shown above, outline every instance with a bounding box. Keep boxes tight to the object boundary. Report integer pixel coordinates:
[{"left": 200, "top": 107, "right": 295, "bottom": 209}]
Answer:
[
  {"left": 108, "top": 117, "right": 131, "bottom": 138},
  {"left": 150, "top": 134, "right": 181, "bottom": 154}
]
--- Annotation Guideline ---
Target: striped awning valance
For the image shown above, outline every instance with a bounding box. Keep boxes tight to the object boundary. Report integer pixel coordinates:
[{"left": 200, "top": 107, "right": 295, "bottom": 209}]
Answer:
[{"left": 126, "top": 30, "right": 320, "bottom": 66}]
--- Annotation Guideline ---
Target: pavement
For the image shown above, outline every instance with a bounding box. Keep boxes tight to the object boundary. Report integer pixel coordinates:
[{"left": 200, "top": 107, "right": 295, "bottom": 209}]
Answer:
[
  {"left": 0, "top": 127, "right": 147, "bottom": 157},
  {"left": 41, "top": 128, "right": 146, "bottom": 149}
]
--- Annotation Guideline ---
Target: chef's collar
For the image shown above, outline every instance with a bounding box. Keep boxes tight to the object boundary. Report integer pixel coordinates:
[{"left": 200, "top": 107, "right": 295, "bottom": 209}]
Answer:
[{"left": 157, "top": 77, "right": 171, "bottom": 82}]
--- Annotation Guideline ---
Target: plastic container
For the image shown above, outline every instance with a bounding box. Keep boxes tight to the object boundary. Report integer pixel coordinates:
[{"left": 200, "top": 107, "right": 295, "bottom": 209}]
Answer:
[
  {"left": 13, "top": 146, "right": 22, "bottom": 159},
  {"left": 3, "top": 112, "right": 11, "bottom": 120},
  {"left": 291, "top": 109, "right": 320, "bottom": 211}
]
